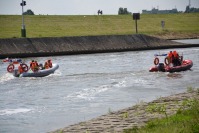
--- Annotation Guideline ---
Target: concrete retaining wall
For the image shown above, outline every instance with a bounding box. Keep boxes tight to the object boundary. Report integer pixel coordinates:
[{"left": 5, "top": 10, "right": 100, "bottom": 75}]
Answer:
[{"left": 0, "top": 34, "right": 198, "bottom": 59}]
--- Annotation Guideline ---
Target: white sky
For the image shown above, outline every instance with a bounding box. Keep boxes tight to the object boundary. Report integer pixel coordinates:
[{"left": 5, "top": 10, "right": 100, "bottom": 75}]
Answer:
[{"left": 0, "top": 0, "right": 199, "bottom": 15}]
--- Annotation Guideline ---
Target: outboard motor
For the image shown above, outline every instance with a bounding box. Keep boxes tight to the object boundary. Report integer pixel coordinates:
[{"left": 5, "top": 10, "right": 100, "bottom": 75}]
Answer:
[{"left": 158, "top": 63, "right": 165, "bottom": 72}]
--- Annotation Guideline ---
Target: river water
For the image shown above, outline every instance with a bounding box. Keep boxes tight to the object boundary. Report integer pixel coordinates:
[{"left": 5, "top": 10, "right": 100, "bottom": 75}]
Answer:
[
  {"left": 0, "top": 47, "right": 199, "bottom": 133},
  {"left": 173, "top": 39, "right": 199, "bottom": 44}
]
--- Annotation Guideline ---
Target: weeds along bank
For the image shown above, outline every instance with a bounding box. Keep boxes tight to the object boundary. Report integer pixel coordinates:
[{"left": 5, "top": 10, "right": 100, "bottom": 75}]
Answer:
[
  {"left": 0, "top": 13, "right": 199, "bottom": 39},
  {"left": 1, "top": 34, "right": 198, "bottom": 59}
]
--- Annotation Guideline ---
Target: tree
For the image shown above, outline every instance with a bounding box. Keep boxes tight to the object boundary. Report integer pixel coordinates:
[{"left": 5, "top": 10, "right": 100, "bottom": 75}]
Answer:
[
  {"left": 23, "top": 9, "right": 34, "bottom": 15},
  {"left": 123, "top": 8, "right": 128, "bottom": 14},
  {"left": 118, "top": 7, "right": 131, "bottom": 15},
  {"left": 184, "top": 6, "right": 199, "bottom": 13},
  {"left": 118, "top": 7, "right": 124, "bottom": 15},
  {"left": 185, "top": 5, "right": 190, "bottom": 13}
]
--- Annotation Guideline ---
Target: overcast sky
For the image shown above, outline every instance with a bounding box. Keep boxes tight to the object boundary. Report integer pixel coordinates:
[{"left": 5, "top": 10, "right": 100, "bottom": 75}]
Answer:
[{"left": 0, "top": 0, "right": 199, "bottom": 15}]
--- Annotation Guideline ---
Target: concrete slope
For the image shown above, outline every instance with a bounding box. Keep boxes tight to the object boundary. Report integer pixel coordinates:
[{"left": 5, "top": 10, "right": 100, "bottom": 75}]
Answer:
[{"left": 0, "top": 34, "right": 198, "bottom": 59}]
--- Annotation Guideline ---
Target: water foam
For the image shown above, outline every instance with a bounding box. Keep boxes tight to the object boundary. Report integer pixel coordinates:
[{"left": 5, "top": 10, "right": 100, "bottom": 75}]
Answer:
[
  {"left": 0, "top": 108, "right": 32, "bottom": 115},
  {"left": 47, "top": 70, "right": 62, "bottom": 77},
  {"left": 113, "top": 80, "right": 127, "bottom": 87},
  {"left": 66, "top": 85, "right": 110, "bottom": 101},
  {"left": 0, "top": 73, "right": 14, "bottom": 83}
]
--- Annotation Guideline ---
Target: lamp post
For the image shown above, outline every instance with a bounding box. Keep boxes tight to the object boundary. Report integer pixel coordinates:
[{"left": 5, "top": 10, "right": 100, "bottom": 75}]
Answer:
[{"left": 20, "top": 0, "right": 26, "bottom": 37}]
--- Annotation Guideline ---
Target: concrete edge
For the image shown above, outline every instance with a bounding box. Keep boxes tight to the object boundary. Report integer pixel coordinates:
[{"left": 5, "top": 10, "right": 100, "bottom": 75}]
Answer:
[{"left": 1, "top": 44, "right": 199, "bottom": 59}]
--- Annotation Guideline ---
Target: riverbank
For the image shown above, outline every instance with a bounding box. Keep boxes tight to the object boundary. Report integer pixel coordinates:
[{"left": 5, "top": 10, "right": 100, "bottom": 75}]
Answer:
[
  {"left": 50, "top": 90, "right": 199, "bottom": 133},
  {"left": 1, "top": 34, "right": 199, "bottom": 59}
]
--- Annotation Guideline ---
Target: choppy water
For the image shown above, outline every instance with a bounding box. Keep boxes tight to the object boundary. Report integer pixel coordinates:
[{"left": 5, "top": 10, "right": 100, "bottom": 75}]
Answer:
[{"left": 0, "top": 47, "right": 199, "bottom": 133}]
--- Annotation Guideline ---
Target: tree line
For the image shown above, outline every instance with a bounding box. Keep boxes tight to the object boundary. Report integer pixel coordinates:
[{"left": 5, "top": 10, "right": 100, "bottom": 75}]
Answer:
[
  {"left": 118, "top": 6, "right": 199, "bottom": 15},
  {"left": 23, "top": 9, "right": 34, "bottom": 15},
  {"left": 185, "top": 6, "right": 199, "bottom": 13},
  {"left": 23, "top": 6, "right": 199, "bottom": 16},
  {"left": 118, "top": 7, "right": 131, "bottom": 15}
]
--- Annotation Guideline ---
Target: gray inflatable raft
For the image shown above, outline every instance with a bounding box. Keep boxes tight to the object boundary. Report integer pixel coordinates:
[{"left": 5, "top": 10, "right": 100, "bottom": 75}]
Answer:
[{"left": 13, "top": 64, "right": 59, "bottom": 77}]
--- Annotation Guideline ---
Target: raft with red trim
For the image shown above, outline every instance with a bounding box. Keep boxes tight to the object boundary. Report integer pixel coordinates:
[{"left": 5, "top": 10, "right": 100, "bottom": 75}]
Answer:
[{"left": 149, "top": 60, "right": 193, "bottom": 72}]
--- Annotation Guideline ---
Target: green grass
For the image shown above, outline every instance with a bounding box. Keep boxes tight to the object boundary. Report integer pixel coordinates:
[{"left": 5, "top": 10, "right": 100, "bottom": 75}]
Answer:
[
  {"left": 124, "top": 93, "right": 199, "bottom": 133},
  {"left": 0, "top": 13, "right": 199, "bottom": 38}
]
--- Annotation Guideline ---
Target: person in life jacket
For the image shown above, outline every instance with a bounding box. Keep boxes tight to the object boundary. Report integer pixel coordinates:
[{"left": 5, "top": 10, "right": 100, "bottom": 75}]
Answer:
[
  {"left": 30, "top": 60, "right": 39, "bottom": 72},
  {"left": 172, "top": 51, "right": 181, "bottom": 66},
  {"left": 48, "top": 59, "right": 52, "bottom": 68},
  {"left": 167, "top": 51, "right": 173, "bottom": 64},
  {"left": 44, "top": 61, "right": 50, "bottom": 69},
  {"left": 18, "top": 63, "right": 24, "bottom": 74},
  {"left": 44, "top": 59, "right": 52, "bottom": 69},
  {"left": 34, "top": 61, "right": 39, "bottom": 71},
  {"left": 30, "top": 60, "right": 34, "bottom": 71}
]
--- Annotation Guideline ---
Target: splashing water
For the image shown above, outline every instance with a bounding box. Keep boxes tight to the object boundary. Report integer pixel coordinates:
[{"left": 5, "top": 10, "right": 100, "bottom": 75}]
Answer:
[{"left": 0, "top": 73, "right": 14, "bottom": 84}]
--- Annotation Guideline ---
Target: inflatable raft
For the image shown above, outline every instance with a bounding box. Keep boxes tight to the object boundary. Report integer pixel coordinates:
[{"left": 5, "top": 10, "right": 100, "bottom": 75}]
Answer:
[
  {"left": 13, "top": 64, "right": 59, "bottom": 77},
  {"left": 3, "top": 58, "right": 22, "bottom": 64},
  {"left": 149, "top": 60, "right": 193, "bottom": 73}
]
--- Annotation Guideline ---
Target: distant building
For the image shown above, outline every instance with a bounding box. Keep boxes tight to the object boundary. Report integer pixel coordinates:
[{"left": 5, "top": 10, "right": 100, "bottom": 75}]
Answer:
[{"left": 142, "top": 8, "right": 178, "bottom": 14}]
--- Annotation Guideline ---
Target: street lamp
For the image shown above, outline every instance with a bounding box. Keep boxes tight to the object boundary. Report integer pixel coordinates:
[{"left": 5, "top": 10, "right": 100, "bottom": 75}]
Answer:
[{"left": 20, "top": 0, "right": 26, "bottom": 37}]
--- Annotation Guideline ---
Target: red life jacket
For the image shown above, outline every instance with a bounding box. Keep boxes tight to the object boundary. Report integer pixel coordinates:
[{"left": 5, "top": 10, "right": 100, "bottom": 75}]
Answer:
[
  {"left": 48, "top": 60, "right": 52, "bottom": 68},
  {"left": 44, "top": 62, "right": 49, "bottom": 69},
  {"left": 18, "top": 65, "right": 24, "bottom": 74}
]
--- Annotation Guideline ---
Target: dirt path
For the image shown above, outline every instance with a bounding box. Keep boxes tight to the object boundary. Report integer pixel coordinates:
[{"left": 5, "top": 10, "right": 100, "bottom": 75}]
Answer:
[{"left": 50, "top": 91, "right": 199, "bottom": 133}]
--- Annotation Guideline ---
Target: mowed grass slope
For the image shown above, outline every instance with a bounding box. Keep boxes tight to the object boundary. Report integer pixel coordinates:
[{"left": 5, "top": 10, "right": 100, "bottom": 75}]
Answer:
[{"left": 0, "top": 13, "right": 199, "bottom": 38}]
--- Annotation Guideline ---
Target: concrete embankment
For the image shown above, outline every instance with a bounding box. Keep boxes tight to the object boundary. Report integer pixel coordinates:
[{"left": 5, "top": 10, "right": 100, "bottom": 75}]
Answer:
[{"left": 0, "top": 34, "right": 199, "bottom": 59}]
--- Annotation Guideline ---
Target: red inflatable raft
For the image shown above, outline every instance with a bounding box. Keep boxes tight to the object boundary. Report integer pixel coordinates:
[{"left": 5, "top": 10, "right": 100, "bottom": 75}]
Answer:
[{"left": 149, "top": 60, "right": 193, "bottom": 73}]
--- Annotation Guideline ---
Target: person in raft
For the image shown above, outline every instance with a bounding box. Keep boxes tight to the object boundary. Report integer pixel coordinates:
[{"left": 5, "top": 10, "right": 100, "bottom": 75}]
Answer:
[
  {"left": 44, "top": 59, "right": 52, "bottom": 69},
  {"left": 172, "top": 51, "right": 181, "bottom": 66},
  {"left": 167, "top": 51, "right": 173, "bottom": 64},
  {"left": 30, "top": 60, "right": 39, "bottom": 72},
  {"left": 18, "top": 63, "right": 24, "bottom": 74},
  {"left": 167, "top": 51, "right": 181, "bottom": 67}
]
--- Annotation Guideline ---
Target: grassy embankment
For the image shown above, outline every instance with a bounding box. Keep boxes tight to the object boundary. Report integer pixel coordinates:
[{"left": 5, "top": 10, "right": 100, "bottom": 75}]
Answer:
[
  {"left": 124, "top": 87, "right": 199, "bottom": 133},
  {"left": 0, "top": 13, "right": 199, "bottom": 39}
]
